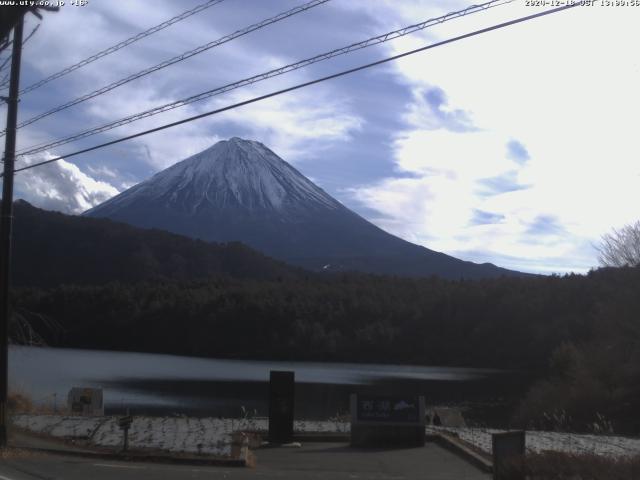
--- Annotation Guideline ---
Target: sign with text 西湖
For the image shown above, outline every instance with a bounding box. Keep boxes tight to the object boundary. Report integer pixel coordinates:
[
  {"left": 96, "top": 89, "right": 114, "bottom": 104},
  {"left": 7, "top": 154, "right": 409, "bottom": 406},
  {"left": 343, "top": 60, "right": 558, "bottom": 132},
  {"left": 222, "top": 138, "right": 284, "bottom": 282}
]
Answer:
[
  {"left": 356, "top": 395, "right": 420, "bottom": 423},
  {"left": 350, "top": 394, "right": 425, "bottom": 447}
]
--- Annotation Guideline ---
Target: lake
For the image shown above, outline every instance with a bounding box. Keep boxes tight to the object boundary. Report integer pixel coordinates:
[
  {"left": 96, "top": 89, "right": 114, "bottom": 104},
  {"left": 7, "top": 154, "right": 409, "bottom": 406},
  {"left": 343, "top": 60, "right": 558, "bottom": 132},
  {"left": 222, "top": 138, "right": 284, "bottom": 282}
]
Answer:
[{"left": 9, "top": 346, "right": 522, "bottom": 422}]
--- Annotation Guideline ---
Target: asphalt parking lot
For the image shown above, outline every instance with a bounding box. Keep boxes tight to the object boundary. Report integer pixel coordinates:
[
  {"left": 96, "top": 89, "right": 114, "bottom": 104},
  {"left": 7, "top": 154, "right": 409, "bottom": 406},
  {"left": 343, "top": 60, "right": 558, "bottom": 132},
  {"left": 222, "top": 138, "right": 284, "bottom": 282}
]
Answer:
[{"left": 0, "top": 441, "right": 489, "bottom": 480}]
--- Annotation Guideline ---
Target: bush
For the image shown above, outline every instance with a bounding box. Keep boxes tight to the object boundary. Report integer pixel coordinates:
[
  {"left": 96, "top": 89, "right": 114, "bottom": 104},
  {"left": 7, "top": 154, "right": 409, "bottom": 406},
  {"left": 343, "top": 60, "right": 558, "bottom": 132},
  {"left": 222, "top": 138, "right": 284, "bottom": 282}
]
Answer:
[{"left": 513, "top": 338, "right": 640, "bottom": 434}]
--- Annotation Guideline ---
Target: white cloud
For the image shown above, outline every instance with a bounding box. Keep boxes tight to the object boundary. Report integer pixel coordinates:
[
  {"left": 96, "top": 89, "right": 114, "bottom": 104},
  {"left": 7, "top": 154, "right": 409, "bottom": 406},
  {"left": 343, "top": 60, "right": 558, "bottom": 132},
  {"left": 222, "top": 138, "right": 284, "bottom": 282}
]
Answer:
[
  {"left": 349, "top": 1, "right": 640, "bottom": 273},
  {"left": 78, "top": 53, "right": 363, "bottom": 170},
  {"left": 206, "top": 86, "right": 364, "bottom": 162},
  {"left": 86, "top": 165, "right": 118, "bottom": 179},
  {"left": 15, "top": 154, "right": 119, "bottom": 215}
]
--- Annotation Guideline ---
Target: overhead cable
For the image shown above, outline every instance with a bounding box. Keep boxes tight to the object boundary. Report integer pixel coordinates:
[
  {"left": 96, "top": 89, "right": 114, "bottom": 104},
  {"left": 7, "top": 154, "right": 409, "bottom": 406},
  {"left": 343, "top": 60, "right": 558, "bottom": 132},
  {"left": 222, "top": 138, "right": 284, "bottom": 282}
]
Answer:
[
  {"left": 17, "top": 0, "right": 513, "bottom": 156},
  {"left": 13, "top": 0, "right": 228, "bottom": 95},
  {"left": 8, "top": 0, "right": 331, "bottom": 134},
  {"left": 10, "top": 3, "right": 580, "bottom": 175}
]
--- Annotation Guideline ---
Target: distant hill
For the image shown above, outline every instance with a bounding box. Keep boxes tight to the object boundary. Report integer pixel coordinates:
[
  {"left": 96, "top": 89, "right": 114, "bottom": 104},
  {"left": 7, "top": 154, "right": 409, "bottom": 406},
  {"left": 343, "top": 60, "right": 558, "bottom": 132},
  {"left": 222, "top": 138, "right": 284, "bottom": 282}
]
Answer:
[
  {"left": 12, "top": 200, "right": 299, "bottom": 287},
  {"left": 85, "top": 137, "right": 525, "bottom": 280}
]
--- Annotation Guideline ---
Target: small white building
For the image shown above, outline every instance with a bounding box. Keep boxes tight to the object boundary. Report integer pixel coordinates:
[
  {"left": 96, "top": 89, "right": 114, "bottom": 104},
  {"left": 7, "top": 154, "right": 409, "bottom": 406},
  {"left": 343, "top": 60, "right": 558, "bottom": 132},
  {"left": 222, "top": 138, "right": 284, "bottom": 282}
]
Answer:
[{"left": 67, "top": 387, "right": 104, "bottom": 416}]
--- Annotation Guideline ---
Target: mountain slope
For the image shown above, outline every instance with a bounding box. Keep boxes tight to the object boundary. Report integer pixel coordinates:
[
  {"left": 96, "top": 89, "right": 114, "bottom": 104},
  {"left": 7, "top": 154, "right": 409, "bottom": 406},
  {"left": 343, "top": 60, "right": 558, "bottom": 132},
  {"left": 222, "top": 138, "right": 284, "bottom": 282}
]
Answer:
[
  {"left": 86, "top": 137, "right": 523, "bottom": 279},
  {"left": 12, "top": 200, "right": 299, "bottom": 287}
]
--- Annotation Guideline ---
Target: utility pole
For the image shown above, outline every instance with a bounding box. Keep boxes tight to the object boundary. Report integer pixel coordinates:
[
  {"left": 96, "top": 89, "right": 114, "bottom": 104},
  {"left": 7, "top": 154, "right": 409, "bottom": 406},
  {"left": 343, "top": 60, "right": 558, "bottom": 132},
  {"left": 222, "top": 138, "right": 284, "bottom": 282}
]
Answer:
[{"left": 0, "top": 14, "right": 24, "bottom": 449}]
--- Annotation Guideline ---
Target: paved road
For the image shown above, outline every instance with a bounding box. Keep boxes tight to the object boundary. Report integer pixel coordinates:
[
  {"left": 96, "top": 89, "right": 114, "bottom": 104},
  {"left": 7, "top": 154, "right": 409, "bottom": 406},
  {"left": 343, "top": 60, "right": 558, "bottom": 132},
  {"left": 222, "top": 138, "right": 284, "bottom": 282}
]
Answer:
[{"left": 0, "top": 443, "right": 490, "bottom": 480}]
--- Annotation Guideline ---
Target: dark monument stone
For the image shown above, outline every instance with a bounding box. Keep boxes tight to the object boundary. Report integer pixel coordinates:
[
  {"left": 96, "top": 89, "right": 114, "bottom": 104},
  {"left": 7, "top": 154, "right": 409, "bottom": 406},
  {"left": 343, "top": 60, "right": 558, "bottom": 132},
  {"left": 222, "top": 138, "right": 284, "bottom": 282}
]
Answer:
[
  {"left": 268, "top": 370, "right": 295, "bottom": 443},
  {"left": 492, "top": 430, "right": 525, "bottom": 480},
  {"left": 350, "top": 394, "right": 425, "bottom": 447}
]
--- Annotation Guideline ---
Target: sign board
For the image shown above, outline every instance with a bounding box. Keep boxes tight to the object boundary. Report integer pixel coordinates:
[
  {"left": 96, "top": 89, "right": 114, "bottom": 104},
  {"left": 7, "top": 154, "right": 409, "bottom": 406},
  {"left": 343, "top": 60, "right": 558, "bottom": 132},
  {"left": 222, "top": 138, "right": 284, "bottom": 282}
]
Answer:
[
  {"left": 492, "top": 430, "right": 525, "bottom": 480},
  {"left": 350, "top": 394, "right": 425, "bottom": 447},
  {"left": 67, "top": 387, "right": 104, "bottom": 416},
  {"left": 268, "top": 370, "right": 295, "bottom": 443},
  {"left": 118, "top": 415, "right": 133, "bottom": 452},
  {"left": 356, "top": 395, "right": 420, "bottom": 423},
  {"left": 118, "top": 416, "right": 133, "bottom": 429}
]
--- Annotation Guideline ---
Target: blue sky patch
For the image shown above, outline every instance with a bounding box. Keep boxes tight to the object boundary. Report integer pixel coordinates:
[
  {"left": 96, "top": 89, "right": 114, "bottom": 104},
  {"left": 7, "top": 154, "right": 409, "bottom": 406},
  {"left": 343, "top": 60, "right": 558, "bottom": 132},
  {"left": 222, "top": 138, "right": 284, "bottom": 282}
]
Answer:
[
  {"left": 506, "top": 140, "right": 530, "bottom": 164},
  {"left": 476, "top": 170, "right": 528, "bottom": 196},
  {"left": 470, "top": 209, "right": 505, "bottom": 225}
]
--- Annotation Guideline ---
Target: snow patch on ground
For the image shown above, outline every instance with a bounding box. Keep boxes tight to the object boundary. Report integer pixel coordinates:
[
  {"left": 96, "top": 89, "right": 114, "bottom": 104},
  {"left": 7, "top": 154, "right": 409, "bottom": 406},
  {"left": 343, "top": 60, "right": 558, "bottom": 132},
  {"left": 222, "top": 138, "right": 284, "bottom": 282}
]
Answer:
[
  {"left": 11, "top": 415, "right": 350, "bottom": 457},
  {"left": 13, "top": 415, "right": 638, "bottom": 459},
  {"left": 430, "top": 426, "right": 640, "bottom": 458},
  {"left": 13, "top": 415, "right": 103, "bottom": 439}
]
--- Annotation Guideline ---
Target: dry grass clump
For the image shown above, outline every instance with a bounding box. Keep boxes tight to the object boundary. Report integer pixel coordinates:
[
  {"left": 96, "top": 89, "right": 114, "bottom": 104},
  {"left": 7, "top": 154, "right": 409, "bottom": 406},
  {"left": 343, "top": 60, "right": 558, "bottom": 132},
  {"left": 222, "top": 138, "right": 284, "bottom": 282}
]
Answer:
[
  {"left": 7, "top": 391, "right": 34, "bottom": 413},
  {"left": 0, "top": 447, "right": 40, "bottom": 460},
  {"left": 7, "top": 390, "right": 66, "bottom": 414},
  {"left": 501, "top": 451, "right": 640, "bottom": 480}
]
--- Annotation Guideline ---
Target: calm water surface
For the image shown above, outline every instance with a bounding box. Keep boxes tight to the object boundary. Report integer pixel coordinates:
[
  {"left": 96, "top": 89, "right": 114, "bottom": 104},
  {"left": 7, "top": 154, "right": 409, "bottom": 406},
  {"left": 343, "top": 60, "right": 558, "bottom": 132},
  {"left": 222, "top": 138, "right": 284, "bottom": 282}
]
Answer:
[{"left": 10, "top": 346, "right": 510, "bottom": 420}]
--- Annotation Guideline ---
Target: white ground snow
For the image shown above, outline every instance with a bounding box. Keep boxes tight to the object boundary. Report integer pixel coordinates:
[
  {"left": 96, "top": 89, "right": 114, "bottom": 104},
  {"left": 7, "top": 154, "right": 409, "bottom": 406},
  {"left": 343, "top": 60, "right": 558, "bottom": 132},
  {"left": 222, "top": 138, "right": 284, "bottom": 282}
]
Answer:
[
  {"left": 12, "top": 415, "right": 639, "bottom": 459},
  {"left": 430, "top": 426, "right": 640, "bottom": 458},
  {"left": 11, "top": 415, "right": 350, "bottom": 457}
]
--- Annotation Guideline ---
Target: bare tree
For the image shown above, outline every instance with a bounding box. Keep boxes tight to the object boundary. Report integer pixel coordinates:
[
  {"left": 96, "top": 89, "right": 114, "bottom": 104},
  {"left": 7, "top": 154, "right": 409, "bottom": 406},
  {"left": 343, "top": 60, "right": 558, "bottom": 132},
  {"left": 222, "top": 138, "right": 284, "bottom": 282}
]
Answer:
[
  {"left": 9, "top": 308, "right": 61, "bottom": 347},
  {"left": 597, "top": 220, "right": 640, "bottom": 268}
]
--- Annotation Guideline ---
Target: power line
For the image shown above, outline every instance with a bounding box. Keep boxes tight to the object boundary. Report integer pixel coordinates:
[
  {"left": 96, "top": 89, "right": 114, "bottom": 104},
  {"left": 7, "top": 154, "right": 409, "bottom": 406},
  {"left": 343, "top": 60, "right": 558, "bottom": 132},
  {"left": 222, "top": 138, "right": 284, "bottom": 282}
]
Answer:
[
  {"left": 17, "top": 0, "right": 513, "bottom": 157},
  {"left": 8, "top": 0, "right": 228, "bottom": 95},
  {"left": 0, "top": 24, "right": 40, "bottom": 84},
  {"left": 10, "top": 3, "right": 579, "bottom": 176},
  {"left": 7, "top": 0, "right": 331, "bottom": 135},
  {"left": 0, "top": 56, "right": 11, "bottom": 78}
]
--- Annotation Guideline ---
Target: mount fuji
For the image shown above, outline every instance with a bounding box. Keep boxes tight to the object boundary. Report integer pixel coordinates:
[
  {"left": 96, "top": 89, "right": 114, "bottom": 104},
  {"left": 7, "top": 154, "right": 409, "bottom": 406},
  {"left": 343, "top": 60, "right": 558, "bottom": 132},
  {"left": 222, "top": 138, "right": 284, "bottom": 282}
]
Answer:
[{"left": 85, "top": 137, "right": 521, "bottom": 279}]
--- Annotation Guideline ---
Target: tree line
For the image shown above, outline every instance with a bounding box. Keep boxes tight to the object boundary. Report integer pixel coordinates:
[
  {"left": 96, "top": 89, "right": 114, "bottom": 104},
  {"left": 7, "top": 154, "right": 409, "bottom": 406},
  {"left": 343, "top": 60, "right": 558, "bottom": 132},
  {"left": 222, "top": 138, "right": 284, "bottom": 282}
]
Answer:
[{"left": 11, "top": 265, "right": 640, "bottom": 432}]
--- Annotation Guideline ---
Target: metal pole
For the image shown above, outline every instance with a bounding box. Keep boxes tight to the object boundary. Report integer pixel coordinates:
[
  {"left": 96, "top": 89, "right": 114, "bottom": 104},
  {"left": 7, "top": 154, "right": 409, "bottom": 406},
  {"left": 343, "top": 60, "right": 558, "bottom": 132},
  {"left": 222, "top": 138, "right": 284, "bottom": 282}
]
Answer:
[
  {"left": 123, "top": 426, "right": 129, "bottom": 452},
  {"left": 0, "top": 15, "right": 24, "bottom": 448}
]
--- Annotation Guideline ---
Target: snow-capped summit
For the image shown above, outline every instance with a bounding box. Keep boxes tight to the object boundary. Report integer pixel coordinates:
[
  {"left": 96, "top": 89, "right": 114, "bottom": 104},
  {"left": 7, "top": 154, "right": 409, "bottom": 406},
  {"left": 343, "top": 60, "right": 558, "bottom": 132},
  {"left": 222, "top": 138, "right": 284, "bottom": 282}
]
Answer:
[
  {"left": 93, "top": 137, "right": 340, "bottom": 215},
  {"left": 86, "top": 138, "right": 521, "bottom": 279}
]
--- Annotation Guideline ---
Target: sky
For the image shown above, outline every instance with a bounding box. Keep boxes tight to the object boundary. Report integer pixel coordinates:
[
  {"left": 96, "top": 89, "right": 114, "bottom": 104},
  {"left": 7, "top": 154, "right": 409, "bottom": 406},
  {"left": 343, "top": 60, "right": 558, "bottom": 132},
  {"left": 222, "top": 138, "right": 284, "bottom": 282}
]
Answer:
[{"left": 2, "top": 0, "right": 639, "bottom": 274}]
